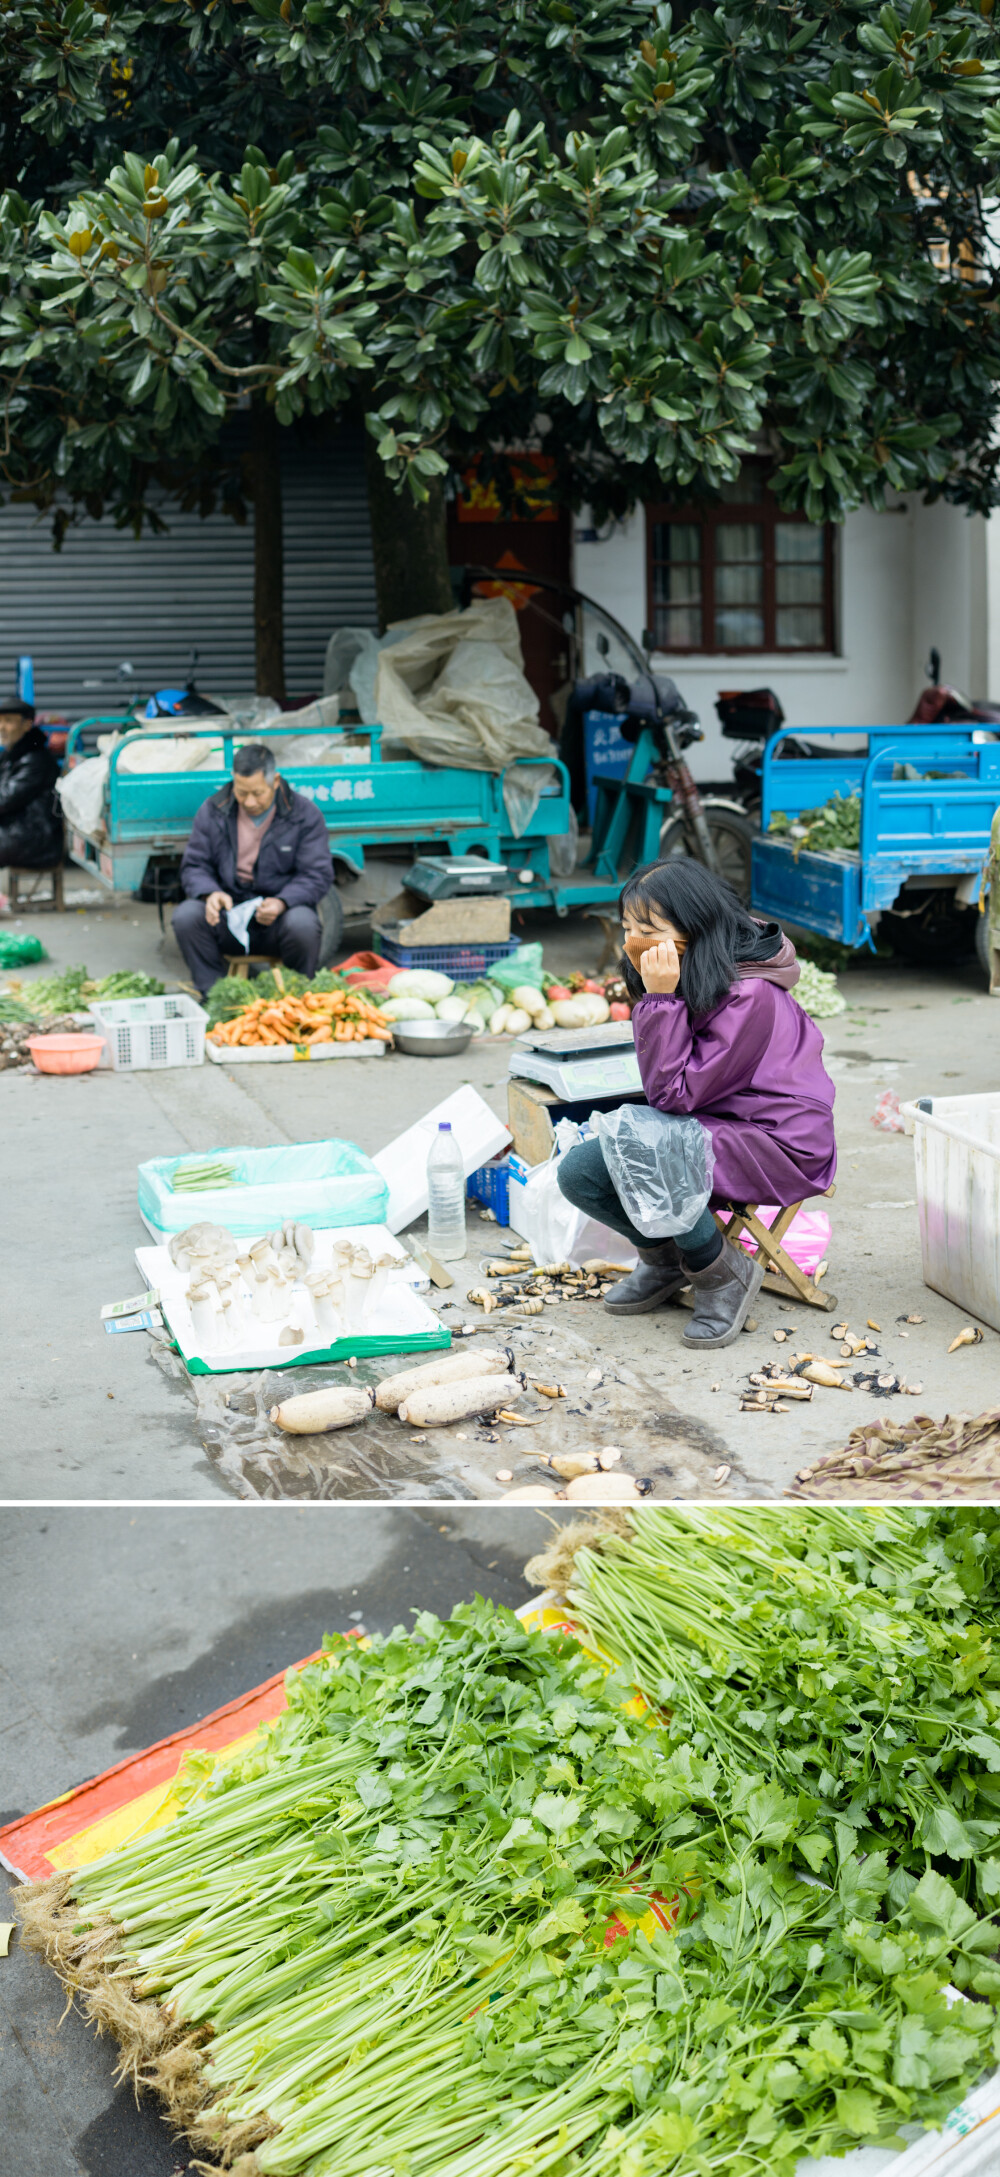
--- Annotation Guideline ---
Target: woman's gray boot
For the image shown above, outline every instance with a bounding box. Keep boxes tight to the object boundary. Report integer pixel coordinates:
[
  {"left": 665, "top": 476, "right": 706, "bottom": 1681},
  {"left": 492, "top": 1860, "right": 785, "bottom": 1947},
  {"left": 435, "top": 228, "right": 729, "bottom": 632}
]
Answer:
[
  {"left": 603, "top": 1240, "right": 687, "bottom": 1315},
  {"left": 680, "top": 1237, "right": 764, "bottom": 1348}
]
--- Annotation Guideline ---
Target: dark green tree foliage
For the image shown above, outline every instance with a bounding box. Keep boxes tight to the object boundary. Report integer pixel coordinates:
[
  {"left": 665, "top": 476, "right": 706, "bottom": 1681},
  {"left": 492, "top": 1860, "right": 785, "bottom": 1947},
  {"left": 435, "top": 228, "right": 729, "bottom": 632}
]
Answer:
[{"left": 2, "top": 1, "right": 1000, "bottom": 619}]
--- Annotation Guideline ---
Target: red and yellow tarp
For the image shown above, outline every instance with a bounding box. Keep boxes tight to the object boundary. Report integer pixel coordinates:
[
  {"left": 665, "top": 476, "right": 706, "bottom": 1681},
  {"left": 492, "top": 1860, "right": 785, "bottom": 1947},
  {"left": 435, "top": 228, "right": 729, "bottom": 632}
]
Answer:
[
  {"left": 0, "top": 1650, "right": 321, "bottom": 1883},
  {"left": 0, "top": 1601, "right": 660, "bottom": 1945}
]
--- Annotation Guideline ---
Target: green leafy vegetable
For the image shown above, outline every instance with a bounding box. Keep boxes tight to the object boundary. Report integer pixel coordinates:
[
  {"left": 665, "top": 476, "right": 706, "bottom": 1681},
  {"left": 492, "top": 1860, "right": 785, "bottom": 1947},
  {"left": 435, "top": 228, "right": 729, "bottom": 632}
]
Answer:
[{"left": 48, "top": 1540, "right": 1000, "bottom": 2177}]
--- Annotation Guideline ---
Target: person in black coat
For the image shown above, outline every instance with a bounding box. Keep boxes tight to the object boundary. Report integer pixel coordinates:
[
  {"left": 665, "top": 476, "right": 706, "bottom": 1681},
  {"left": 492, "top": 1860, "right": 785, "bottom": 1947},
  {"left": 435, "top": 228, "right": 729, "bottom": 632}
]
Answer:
[
  {"left": 174, "top": 741, "right": 334, "bottom": 994},
  {"left": 0, "top": 698, "right": 63, "bottom": 871}
]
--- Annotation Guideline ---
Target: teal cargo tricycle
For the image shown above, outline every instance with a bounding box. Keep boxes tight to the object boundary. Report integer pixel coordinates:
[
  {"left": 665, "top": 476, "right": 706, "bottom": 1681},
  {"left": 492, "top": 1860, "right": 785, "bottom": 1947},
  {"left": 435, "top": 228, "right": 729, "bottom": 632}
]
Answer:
[{"left": 62, "top": 713, "right": 679, "bottom": 944}]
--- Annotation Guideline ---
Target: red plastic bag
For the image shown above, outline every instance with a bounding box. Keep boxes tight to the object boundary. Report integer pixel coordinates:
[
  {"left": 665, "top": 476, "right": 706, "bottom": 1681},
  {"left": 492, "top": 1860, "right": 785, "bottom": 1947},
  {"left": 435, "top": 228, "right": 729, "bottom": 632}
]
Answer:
[
  {"left": 333, "top": 950, "right": 398, "bottom": 992},
  {"left": 871, "top": 1089, "right": 905, "bottom": 1133}
]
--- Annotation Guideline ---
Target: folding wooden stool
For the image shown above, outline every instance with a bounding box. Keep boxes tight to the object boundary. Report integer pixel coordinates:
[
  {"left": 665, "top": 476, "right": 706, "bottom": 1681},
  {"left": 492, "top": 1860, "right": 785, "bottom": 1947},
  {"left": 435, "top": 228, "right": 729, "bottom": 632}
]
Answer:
[{"left": 715, "top": 1188, "right": 837, "bottom": 1312}]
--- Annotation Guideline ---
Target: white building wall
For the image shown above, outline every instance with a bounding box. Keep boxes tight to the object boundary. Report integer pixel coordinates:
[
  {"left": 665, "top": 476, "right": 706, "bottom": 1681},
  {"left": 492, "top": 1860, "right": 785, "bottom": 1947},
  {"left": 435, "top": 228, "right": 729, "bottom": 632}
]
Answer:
[{"left": 573, "top": 498, "right": 994, "bottom": 782}]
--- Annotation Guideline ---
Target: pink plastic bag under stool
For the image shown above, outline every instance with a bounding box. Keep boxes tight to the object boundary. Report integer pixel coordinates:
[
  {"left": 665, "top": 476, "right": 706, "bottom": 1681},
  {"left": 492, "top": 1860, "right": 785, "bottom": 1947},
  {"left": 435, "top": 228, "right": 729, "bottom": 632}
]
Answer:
[{"left": 728, "top": 1205, "right": 831, "bottom": 1276}]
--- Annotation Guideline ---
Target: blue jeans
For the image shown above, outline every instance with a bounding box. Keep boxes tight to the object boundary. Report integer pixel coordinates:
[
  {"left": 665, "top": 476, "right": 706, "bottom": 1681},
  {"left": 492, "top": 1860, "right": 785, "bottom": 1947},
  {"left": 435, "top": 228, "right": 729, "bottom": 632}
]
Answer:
[{"left": 556, "top": 1135, "right": 720, "bottom": 1259}]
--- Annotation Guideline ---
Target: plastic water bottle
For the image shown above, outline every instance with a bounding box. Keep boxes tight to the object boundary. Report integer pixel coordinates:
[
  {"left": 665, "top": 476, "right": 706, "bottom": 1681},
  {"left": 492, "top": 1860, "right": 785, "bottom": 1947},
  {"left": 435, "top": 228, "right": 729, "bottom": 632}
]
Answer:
[{"left": 426, "top": 1122, "right": 467, "bottom": 1261}]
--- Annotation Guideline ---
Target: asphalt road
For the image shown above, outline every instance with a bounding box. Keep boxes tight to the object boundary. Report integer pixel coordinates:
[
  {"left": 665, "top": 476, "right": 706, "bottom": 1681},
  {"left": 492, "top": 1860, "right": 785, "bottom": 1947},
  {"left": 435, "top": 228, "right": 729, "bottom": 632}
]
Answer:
[
  {"left": 0, "top": 1503, "right": 564, "bottom": 2177},
  {"left": 2, "top": 898, "right": 999, "bottom": 1500}
]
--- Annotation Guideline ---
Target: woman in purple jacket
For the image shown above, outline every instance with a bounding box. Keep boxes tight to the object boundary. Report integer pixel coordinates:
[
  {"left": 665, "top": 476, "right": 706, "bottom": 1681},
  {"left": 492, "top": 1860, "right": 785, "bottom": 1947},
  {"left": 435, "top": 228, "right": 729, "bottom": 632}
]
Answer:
[{"left": 557, "top": 861, "right": 836, "bottom": 1350}]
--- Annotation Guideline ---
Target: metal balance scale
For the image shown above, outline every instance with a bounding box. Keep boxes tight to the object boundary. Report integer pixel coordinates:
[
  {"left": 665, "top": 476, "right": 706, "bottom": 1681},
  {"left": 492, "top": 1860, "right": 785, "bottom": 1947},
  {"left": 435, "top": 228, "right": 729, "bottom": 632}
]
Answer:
[{"left": 508, "top": 1020, "right": 642, "bottom": 1101}]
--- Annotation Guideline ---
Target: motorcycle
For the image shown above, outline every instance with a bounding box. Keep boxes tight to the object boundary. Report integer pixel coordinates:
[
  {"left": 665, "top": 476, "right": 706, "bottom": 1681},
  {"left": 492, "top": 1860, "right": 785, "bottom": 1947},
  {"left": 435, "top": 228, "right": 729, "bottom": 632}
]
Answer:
[{"left": 460, "top": 564, "right": 757, "bottom": 896}]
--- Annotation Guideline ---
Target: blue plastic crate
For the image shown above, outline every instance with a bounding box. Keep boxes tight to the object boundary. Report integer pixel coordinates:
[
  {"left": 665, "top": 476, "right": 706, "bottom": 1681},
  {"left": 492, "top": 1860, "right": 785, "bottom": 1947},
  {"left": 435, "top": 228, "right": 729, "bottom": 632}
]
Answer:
[
  {"left": 375, "top": 936, "right": 520, "bottom": 981},
  {"left": 467, "top": 1154, "right": 510, "bottom": 1223}
]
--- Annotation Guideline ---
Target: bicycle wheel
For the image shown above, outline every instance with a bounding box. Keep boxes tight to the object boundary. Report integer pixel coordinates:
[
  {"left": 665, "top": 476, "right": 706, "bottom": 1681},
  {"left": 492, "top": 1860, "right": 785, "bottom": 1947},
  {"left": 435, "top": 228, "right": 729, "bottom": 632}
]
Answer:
[{"left": 658, "top": 804, "right": 756, "bottom": 900}]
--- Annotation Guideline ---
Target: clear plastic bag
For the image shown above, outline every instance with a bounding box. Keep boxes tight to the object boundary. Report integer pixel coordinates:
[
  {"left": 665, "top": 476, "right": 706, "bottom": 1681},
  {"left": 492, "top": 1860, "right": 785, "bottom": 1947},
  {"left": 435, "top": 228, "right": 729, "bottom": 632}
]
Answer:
[
  {"left": 546, "top": 803, "right": 579, "bottom": 876},
  {"left": 511, "top": 1150, "right": 637, "bottom": 1270},
  {"left": 592, "top": 1105, "right": 714, "bottom": 1241}
]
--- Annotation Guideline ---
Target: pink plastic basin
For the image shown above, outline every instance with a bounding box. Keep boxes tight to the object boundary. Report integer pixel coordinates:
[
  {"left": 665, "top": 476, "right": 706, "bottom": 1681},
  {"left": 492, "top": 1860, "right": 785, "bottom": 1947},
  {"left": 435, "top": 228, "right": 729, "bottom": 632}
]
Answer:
[{"left": 27, "top": 1033, "right": 105, "bottom": 1075}]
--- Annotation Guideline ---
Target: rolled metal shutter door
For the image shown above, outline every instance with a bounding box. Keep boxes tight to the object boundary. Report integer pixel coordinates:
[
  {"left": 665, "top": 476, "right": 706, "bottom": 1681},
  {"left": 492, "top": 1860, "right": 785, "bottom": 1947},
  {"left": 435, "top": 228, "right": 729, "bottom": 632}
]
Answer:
[{"left": 0, "top": 423, "right": 377, "bottom": 718}]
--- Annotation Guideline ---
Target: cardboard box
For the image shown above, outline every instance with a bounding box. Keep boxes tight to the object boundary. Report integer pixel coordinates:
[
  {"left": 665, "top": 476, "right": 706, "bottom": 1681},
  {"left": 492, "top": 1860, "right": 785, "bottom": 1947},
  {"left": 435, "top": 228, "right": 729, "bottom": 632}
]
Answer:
[
  {"left": 507, "top": 1077, "right": 645, "bottom": 1165},
  {"left": 373, "top": 890, "right": 512, "bottom": 946}
]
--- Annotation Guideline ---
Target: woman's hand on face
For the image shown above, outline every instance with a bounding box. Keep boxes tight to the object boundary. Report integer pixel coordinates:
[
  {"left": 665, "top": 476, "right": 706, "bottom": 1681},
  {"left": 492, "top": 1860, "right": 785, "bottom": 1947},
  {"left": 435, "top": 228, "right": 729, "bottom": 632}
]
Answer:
[{"left": 639, "top": 938, "right": 681, "bottom": 994}]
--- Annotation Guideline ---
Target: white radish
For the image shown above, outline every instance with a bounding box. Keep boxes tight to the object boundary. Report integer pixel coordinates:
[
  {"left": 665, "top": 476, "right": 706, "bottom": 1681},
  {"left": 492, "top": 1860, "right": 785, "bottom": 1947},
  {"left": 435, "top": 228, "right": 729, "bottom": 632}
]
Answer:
[
  {"left": 563, "top": 1470, "right": 641, "bottom": 1503},
  {"left": 503, "top": 1006, "right": 532, "bottom": 1035},
  {"left": 269, "top": 1385, "right": 375, "bottom": 1434},
  {"left": 497, "top": 1485, "right": 561, "bottom": 1504},
  {"left": 375, "top": 1346, "right": 513, "bottom": 1414},
  {"left": 489, "top": 1005, "right": 512, "bottom": 1035},
  {"left": 399, "top": 1373, "right": 527, "bottom": 1428},
  {"left": 510, "top": 984, "right": 547, "bottom": 1018},
  {"left": 550, "top": 993, "right": 611, "bottom": 1028},
  {"left": 533, "top": 1004, "right": 555, "bottom": 1030}
]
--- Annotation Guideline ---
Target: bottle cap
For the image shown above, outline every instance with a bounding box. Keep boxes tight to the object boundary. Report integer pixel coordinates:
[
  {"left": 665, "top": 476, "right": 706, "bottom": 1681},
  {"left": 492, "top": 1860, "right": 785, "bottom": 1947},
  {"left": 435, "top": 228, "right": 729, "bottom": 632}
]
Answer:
[{"left": 438, "top": 1121, "right": 452, "bottom": 1131}]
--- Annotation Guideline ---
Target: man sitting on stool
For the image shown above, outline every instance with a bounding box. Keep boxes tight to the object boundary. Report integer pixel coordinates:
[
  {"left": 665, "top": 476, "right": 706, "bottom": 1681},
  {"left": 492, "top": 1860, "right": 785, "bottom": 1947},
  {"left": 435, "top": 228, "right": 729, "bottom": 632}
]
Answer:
[{"left": 174, "top": 742, "right": 332, "bottom": 996}]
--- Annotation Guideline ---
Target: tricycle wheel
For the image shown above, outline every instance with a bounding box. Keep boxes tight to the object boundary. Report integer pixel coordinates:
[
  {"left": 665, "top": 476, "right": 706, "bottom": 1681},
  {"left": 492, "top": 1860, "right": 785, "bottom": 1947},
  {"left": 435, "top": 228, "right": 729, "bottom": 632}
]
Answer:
[
  {"left": 881, "top": 895, "right": 976, "bottom": 967},
  {"left": 317, "top": 885, "right": 345, "bottom": 967},
  {"left": 658, "top": 805, "right": 755, "bottom": 900}
]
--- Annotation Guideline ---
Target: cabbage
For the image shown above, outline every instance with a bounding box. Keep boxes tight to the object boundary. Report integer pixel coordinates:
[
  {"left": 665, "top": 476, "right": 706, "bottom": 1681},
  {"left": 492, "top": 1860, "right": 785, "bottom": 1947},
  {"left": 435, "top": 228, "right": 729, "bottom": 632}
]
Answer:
[
  {"left": 379, "top": 996, "right": 438, "bottom": 1020},
  {"left": 387, "top": 970, "right": 454, "bottom": 999}
]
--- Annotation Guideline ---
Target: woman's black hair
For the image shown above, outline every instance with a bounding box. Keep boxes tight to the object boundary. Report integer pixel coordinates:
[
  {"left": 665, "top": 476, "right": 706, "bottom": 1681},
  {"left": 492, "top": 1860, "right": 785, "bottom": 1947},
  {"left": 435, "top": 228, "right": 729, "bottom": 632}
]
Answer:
[{"left": 619, "top": 859, "right": 781, "bottom": 1016}]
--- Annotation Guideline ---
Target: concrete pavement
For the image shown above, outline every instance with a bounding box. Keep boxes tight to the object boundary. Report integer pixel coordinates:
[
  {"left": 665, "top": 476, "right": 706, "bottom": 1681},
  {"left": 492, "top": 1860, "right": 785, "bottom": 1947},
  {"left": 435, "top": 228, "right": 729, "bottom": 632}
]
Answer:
[
  {"left": 2, "top": 897, "right": 999, "bottom": 1499},
  {"left": 0, "top": 1503, "right": 563, "bottom": 2177}
]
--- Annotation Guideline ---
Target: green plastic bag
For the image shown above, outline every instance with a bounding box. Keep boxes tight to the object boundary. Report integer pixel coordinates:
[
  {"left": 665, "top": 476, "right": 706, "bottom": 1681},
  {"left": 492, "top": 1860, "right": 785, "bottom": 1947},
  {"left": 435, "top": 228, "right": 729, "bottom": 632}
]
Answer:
[
  {"left": 490, "top": 942, "right": 545, "bottom": 994},
  {"left": 0, "top": 931, "right": 46, "bottom": 967}
]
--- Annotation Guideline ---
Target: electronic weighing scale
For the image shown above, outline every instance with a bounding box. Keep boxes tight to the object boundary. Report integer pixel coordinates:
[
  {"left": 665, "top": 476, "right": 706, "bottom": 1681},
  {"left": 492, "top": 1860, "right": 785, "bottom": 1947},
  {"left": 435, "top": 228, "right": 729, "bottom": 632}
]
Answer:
[
  {"left": 508, "top": 1021, "right": 642, "bottom": 1100},
  {"left": 404, "top": 855, "right": 515, "bottom": 899}
]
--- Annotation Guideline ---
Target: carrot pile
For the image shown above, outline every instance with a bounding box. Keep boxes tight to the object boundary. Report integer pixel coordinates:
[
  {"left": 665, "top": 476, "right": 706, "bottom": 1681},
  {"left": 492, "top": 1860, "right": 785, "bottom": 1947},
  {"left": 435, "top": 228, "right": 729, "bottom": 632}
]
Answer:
[{"left": 208, "top": 988, "right": 393, "bottom": 1047}]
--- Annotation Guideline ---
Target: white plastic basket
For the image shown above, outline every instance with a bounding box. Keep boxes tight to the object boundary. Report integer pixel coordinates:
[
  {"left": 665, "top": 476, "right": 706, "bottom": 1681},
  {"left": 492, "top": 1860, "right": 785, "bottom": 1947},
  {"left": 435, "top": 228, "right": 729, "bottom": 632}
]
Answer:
[
  {"left": 902, "top": 1092, "right": 1000, "bottom": 1333},
  {"left": 90, "top": 993, "right": 208, "bottom": 1071}
]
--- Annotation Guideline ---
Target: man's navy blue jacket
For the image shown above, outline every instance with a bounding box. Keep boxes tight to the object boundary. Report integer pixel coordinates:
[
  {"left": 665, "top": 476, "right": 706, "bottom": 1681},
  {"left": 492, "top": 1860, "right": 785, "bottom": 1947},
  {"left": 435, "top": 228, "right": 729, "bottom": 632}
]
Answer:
[{"left": 180, "top": 778, "right": 332, "bottom": 908}]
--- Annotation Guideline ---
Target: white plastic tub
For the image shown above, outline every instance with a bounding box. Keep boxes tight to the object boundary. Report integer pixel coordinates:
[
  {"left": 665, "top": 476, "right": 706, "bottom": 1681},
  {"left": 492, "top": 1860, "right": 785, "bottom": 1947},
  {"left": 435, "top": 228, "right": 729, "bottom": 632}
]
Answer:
[{"left": 902, "top": 1093, "right": 1000, "bottom": 1332}]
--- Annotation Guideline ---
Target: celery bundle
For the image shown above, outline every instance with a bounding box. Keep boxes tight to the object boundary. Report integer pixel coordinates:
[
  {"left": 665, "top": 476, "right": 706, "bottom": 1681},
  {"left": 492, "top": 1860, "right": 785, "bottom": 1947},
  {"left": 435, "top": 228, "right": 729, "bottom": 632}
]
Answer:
[
  {"left": 46, "top": 1575, "right": 1000, "bottom": 2177},
  {"left": 168, "top": 1157, "right": 239, "bottom": 1192}
]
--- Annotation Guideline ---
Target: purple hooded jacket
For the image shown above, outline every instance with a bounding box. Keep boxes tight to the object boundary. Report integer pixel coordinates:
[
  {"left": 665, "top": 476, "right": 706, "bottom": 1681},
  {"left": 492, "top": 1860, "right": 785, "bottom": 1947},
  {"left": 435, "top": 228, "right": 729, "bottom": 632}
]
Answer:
[{"left": 630, "top": 936, "right": 836, "bottom": 1207}]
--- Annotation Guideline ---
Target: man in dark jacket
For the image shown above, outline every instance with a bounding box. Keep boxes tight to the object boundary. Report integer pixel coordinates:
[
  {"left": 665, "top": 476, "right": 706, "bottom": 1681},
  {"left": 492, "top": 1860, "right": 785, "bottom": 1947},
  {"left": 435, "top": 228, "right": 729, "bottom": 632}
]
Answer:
[
  {"left": 174, "top": 742, "right": 332, "bottom": 994},
  {"left": 0, "top": 697, "right": 63, "bottom": 871}
]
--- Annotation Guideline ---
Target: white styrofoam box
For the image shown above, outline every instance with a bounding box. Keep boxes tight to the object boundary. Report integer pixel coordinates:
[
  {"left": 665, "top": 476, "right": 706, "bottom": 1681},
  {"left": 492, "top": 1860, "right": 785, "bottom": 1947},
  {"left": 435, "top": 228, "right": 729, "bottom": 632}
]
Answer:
[
  {"left": 207, "top": 1037, "right": 385, "bottom": 1064},
  {"left": 134, "top": 1224, "right": 443, "bottom": 1373},
  {"left": 372, "top": 1083, "right": 509, "bottom": 1233},
  {"left": 91, "top": 993, "right": 207, "bottom": 1070},
  {"left": 901, "top": 1093, "right": 1000, "bottom": 1333}
]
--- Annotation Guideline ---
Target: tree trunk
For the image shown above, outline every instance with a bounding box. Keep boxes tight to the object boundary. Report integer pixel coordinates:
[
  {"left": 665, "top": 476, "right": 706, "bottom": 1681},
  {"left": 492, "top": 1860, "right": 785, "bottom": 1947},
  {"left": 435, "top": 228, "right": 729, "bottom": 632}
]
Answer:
[
  {"left": 363, "top": 433, "right": 453, "bottom": 630},
  {"left": 249, "top": 399, "right": 286, "bottom": 701}
]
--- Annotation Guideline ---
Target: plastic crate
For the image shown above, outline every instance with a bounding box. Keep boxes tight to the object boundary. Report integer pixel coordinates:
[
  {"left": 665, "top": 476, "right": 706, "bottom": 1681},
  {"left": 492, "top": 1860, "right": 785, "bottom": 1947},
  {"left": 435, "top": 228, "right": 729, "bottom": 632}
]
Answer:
[
  {"left": 90, "top": 993, "right": 208, "bottom": 1071},
  {"left": 467, "top": 1154, "right": 510, "bottom": 1223},
  {"left": 374, "top": 936, "right": 520, "bottom": 981}
]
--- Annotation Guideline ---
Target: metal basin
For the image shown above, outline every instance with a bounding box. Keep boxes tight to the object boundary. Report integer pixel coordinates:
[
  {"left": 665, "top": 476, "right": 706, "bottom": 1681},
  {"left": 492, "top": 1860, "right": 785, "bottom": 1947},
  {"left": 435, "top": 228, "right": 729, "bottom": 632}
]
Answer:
[{"left": 392, "top": 1018, "right": 474, "bottom": 1058}]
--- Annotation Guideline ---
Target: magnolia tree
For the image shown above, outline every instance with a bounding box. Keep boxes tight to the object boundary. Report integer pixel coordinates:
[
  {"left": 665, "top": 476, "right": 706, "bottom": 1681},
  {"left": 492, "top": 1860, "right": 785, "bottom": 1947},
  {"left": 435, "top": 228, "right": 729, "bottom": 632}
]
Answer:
[{"left": 3, "top": 0, "right": 1000, "bottom": 694}]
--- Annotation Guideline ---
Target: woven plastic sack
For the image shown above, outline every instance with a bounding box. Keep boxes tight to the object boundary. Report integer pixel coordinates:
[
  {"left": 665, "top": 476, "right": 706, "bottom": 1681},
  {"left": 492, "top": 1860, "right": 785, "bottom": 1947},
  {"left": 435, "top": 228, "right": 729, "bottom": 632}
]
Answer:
[
  {"left": 138, "top": 1138, "right": 389, "bottom": 1242},
  {"left": 592, "top": 1104, "right": 714, "bottom": 1241},
  {"left": 374, "top": 598, "right": 554, "bottom": 772}
]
